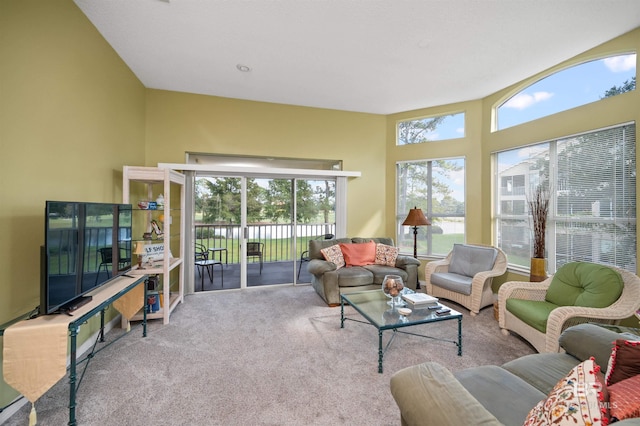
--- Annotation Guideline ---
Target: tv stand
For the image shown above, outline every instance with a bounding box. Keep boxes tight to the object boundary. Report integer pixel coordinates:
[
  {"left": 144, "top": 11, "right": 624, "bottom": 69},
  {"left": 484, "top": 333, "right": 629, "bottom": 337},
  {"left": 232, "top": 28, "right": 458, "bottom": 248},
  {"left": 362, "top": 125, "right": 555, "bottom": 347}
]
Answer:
[
  {"left": 59, "top": 296, "right": 93, "bottom": 314},
  {"left": 2, "top": 274, "right": 148, "bottom": 426}
]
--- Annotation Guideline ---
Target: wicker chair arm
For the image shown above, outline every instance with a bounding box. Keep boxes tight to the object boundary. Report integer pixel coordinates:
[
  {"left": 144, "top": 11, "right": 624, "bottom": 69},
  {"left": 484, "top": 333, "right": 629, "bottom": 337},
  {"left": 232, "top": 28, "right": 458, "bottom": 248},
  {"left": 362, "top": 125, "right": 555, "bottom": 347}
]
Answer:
[
  {"left": 498, "top": 280, "right": 551, "bottom": 329},
  {"left": 545, "top": 305, "right": 632, "bottom": 352},
  {"left": 425, "top": 258, "right": 451, "bottom": 274},
  {"left": 424, "top": 255, "right": 453, "bottom": 293},
  {"left": 544, "top": 274, "right": 640, "bottom": 352},
  {"left": 498, "top": 280, "right": 550, "bottom": 301}
]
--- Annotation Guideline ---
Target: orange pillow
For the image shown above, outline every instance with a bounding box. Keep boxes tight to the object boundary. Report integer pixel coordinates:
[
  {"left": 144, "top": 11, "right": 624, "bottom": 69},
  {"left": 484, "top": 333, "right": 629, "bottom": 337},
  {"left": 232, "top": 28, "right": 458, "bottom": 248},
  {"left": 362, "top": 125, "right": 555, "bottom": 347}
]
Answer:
[{"left": 340, "top": 241, "right": 376, "bottom": 266}]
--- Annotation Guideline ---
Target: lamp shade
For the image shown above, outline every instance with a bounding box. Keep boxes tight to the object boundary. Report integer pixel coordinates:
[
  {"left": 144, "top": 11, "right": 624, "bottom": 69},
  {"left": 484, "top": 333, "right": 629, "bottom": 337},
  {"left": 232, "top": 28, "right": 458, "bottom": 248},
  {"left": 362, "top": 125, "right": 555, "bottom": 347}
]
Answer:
[
  {"left": 133, "top": 242, "right": 146, "bottom": 255},
  {"left": 402, "top": 207, "right": 431, "bottom": 226}
]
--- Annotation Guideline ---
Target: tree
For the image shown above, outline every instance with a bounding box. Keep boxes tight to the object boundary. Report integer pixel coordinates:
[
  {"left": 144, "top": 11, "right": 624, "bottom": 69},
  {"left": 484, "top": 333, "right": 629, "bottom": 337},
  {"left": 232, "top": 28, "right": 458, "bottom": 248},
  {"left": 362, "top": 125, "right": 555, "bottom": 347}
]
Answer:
[
  {"left": 397, "top": 115, "right": 448, "bottom": 145},
  {"left": 398, "top": 159, "right": 464, "bottom": 214},
  {"left": 315, "top": 180, "right": 335, "bottom": 231},
  {"left": 601, "top": 76, "right": 636, "bottom": 98},
  {"left": 197, "top": 177, "right": 263, "bottom": 224},
  {"left": 262, "top": 179, "right": 320, "bottom": 223}
]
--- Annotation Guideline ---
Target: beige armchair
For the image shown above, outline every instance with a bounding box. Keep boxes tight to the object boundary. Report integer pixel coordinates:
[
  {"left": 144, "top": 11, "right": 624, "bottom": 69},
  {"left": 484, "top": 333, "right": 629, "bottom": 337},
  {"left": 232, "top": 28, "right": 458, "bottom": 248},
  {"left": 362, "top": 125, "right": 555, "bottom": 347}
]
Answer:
[
  {"left": 498, "top": 262, "right": 640, "bottom": 353},
  {"left": 425, "top": 244, "right": 507, "bottom": 316}
]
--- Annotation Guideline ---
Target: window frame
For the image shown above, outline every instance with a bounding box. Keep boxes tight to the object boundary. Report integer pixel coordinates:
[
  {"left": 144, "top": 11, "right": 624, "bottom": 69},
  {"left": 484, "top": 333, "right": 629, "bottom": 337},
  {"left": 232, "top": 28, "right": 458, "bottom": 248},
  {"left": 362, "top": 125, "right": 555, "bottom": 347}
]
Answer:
[
  {"left": 396, "top": 157, "right": 466, "bottom": 258},
  {"left": 494, "top": 52, "right": 637, "bottom": 131},
  {"left": 493, "top": 122, "right": 636, "bottom": 274}
]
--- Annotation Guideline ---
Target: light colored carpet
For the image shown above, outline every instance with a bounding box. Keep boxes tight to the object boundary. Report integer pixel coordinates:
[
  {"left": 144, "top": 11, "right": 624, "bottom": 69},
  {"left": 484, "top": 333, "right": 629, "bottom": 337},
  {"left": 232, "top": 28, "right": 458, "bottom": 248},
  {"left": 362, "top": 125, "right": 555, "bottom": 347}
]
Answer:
[{"left": 5, "top": 285, "right": 534, "bottom": 425}]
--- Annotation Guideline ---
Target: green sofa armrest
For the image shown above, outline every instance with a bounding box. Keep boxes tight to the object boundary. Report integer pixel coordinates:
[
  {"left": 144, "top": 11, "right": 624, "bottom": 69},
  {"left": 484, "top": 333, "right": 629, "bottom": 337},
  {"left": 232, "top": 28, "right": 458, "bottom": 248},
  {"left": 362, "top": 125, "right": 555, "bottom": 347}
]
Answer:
[
  {"left": 390, "top": 362, "right": 501, "bottom": 426},
  {"left": 559, "top": 323, "right": 640, "bottom": 367},
  {"left": 395, "top": 255, "right": 420, "bottom": 268},
  {"left": 307, "top": 258, "right": 337, "bottom": 275}
]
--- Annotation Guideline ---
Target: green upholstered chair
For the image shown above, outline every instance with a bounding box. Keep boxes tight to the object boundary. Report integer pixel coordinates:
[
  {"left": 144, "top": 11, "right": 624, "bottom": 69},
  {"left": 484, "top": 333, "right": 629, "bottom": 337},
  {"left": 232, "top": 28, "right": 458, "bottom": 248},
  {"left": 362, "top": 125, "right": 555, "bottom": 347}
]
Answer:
[{"left": 498, "top": 262, "right": 640, "bottom": 353}]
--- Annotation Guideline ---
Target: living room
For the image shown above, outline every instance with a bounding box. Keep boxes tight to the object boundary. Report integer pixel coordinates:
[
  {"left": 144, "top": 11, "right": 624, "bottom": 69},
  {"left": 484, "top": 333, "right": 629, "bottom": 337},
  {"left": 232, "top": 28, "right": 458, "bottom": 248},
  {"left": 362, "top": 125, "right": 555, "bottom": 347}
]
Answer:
[{"left": 1, "top": 1, "right": 640, "bottom": 424}]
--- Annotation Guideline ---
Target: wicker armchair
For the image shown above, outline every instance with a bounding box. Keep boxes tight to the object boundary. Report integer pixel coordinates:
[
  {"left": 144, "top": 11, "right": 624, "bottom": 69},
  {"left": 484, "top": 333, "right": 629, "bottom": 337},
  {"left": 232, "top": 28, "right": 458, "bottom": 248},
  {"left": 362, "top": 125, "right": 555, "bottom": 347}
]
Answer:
[
  {"left": 498, "top": 263, "right": 640, "bottom": 353},
  {"left": 425, "top": 244, "right": 507, "bottom": 316}
]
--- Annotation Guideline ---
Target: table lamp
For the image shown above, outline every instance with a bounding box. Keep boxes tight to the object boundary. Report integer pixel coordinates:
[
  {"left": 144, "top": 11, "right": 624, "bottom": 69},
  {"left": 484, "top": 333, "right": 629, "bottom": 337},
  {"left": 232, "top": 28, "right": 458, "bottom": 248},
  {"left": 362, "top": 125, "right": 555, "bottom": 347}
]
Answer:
[{"left": 134, "top": 242, "right": 146, "bottom": 269}]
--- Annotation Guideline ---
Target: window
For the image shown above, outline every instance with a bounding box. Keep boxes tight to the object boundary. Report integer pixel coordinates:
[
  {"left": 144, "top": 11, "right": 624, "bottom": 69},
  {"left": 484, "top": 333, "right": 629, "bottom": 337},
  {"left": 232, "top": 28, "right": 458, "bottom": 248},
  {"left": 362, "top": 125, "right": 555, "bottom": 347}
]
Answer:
[
  {"left": 496, "top": 53, "right": 636, "bottom": 130},
  {"left": 397, "top": 112, "right": 465, "bottom": 145},
  {"left": 494, "top": 123, "right": 636, "bottom": 273},
  {"left": 396, "top": 158, "right": 465, "bottom": 256}
]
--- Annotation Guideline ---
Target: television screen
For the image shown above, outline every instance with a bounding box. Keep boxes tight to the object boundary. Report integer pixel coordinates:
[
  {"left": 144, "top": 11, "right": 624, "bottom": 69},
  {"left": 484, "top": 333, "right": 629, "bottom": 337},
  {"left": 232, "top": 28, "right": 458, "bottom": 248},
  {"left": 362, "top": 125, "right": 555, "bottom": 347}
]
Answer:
[{"left": 41, "top": 201, "right": 132, "bottom": 315}]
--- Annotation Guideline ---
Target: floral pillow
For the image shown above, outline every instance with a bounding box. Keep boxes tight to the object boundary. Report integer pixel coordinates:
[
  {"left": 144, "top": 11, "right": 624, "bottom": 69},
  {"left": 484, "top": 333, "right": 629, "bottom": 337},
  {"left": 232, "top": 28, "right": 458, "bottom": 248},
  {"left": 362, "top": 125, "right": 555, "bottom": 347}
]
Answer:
[
  {"left": 523, "top": 358, "right": 609, "bottom": 426},
  {"left": 608, "top": 374, "right": 640, "bottom": 421},
  {"left": 605, "top": 339, "right": 640, "bottom": 386},
  {"left": 375, "top": 243, "right": 399, "bottom": 267},
  {"left": 320, "top": 244, "right": 345, "bottom": 269}
]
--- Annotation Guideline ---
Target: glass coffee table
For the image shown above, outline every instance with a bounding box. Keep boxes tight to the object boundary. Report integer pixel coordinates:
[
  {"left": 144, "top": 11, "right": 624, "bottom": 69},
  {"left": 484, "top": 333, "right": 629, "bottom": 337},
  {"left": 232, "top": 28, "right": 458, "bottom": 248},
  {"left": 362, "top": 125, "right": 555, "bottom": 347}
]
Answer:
[{"left": 341, "top": 289, "right": 462, "bottom": 373}]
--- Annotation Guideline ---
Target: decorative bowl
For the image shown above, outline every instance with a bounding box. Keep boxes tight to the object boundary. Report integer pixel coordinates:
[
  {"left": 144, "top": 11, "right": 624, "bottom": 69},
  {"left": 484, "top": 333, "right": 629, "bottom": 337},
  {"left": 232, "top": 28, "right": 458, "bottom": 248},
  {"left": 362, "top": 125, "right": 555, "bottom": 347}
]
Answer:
[{"left": 382, "top": 274, "right": 404, "bottom": 306}]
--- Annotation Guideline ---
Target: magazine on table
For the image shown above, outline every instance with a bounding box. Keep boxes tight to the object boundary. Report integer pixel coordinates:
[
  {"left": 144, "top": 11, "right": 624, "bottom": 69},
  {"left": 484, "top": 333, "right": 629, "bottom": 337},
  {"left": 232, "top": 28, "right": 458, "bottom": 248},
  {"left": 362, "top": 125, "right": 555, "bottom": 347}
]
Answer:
[{"left": 401, "top": 292, "right": 439, "bottom": 306}]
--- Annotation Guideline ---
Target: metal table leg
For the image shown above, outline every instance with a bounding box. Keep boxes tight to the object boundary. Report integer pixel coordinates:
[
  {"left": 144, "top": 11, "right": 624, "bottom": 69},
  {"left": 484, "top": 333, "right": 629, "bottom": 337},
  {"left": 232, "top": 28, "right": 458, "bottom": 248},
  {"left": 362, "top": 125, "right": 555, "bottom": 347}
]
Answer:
[
  {"left": 457, "top": 316, "right": 462, "bottom": 356},
  {"left": 68, "top": 325, "right": 78, "bottom": 426},
  {"left": 378, "top": 330, "right": 384, "bottom": 373}
]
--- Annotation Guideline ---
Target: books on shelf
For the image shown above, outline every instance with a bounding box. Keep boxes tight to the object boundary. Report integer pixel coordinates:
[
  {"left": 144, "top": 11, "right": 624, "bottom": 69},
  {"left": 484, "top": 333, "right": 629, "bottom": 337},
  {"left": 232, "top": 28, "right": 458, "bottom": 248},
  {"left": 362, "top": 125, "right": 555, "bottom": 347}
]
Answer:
[{"left": 402, "top": 292, "right": 439, "bottom": 307}]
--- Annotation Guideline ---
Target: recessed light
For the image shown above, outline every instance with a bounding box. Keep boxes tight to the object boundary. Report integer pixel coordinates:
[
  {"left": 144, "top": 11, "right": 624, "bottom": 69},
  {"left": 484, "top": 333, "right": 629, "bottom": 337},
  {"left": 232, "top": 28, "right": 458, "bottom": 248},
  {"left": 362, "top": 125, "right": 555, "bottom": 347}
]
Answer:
[{"left": 236, "top": 64, "right": 251, "bottom": 72}]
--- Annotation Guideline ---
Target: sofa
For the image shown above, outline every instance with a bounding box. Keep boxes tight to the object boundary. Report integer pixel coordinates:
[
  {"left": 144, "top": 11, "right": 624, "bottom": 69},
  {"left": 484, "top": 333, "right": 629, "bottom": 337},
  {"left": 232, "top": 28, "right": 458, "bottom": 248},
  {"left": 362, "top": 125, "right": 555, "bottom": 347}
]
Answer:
[
  {"left": 307, "top": 237, "right": 420, "bottom": 306},
  {"left": 390, "top": 323, "right": 640, "bottom": 425}
]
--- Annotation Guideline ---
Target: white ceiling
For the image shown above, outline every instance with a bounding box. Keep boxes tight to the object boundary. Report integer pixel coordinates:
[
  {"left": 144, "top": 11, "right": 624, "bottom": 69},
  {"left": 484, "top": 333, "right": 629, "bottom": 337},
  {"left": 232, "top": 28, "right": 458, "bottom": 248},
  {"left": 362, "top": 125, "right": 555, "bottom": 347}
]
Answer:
[{"left": 74, "top": 0, "right": 640, "bottom": 115}]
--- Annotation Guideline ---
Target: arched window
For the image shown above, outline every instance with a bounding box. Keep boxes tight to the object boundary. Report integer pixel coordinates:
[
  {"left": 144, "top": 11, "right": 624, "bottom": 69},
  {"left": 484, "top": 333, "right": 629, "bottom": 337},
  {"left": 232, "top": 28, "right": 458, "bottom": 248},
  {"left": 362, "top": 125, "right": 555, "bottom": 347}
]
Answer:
[{"left": 496, "top": 53, "right": 636, "bottom": 130}]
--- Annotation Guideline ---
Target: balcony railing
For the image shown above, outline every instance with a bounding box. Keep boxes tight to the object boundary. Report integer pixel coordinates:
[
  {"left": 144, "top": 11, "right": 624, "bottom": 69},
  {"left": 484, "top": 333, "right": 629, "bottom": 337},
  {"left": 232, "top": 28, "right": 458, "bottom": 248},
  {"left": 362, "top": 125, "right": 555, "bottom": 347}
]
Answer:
[{"left": 195, "top": 223, "right": 335, "bottom": 264}]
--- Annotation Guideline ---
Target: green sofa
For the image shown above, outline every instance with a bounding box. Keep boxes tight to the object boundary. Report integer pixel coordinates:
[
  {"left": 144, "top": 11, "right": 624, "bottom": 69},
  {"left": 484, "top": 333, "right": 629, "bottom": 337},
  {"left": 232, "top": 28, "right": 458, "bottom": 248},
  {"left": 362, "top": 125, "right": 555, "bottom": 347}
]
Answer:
[
  {"left": 307, "top": 237, "right": 420, "bottom": 306},
  {"left": 390, "top": 323, "right": 640, "bottom": 425}
]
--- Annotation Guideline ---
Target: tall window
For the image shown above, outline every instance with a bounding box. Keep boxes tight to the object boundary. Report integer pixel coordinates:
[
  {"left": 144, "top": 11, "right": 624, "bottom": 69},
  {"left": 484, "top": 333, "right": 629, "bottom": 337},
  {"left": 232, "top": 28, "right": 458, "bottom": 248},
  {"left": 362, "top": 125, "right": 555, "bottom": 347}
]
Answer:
[
  {"left": 496, "top": 53, "right": 636, "bottom": 130},
  {"left": 396, "top": 159, "right": 465, "bottom": 256},
  {"left": 494, "top": 123, "right": 636, "bottom": 273},
  {"left": 397, "top": 112, "right": 465, "bottom": 145}
]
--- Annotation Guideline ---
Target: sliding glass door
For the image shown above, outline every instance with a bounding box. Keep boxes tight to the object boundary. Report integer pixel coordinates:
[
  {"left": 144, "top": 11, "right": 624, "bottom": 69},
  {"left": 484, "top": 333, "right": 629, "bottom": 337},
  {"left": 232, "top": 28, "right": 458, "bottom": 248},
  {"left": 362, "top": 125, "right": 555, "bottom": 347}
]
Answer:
[
  {"left": 193, "top": 175, "right": 336, "bottom": 291},
  {"left": 295, "top": 178, "right": 336, "bottom": 283}
]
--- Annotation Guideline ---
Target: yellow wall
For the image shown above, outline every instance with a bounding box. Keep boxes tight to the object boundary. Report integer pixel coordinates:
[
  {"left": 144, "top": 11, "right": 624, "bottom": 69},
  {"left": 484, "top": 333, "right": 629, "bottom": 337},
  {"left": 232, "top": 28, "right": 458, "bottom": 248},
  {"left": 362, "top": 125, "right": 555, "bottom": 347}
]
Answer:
[
  {"left": 0, "top": 0, "right": 146, "bottom": 406},
  {"left": 144, "top": 90, "right": 387, "bottom": 235},
  {"left": 0, "top": 0, "right": 146, "bottom": 322}
]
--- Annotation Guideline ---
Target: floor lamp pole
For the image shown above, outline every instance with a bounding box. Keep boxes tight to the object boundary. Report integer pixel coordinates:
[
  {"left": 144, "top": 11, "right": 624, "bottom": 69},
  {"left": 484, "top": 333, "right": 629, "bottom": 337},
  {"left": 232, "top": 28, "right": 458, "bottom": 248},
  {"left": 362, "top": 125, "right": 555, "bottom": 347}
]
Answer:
[
  {"left": 412, "top": 226, "right": 420, "bottom": 289},
  {"left": 412, "top": 226, "right": 419, "bottom": 259}
]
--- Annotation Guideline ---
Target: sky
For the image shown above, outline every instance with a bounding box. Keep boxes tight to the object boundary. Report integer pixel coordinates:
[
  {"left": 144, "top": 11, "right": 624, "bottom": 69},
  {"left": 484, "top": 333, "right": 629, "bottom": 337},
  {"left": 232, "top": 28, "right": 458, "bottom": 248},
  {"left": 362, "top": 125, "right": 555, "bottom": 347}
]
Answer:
[
  {"left": 498, "top": 53, "right": 636, "bottom": 130},
  {"left": 417, "top": 53, "right": 636, "bottom": 139}
]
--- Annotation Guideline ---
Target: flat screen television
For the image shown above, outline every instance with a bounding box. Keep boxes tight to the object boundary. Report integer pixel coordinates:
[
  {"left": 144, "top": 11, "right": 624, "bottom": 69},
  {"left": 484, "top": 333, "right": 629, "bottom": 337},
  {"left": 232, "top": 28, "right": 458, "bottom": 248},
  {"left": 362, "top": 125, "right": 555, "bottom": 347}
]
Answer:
[{"left": 40, "top": 201, "right": 132, "bottom": 315}]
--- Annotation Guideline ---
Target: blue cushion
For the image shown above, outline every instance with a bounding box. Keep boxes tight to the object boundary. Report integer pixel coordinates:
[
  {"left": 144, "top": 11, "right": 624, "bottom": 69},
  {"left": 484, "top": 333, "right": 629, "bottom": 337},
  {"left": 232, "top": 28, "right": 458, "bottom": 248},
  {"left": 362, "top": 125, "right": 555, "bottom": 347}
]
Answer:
[
  {"left": 448, "top": 244, "right": 498, "bottom": 278},
  {"left": 430, "top": 272, "right": 473, "bottom": 295}
]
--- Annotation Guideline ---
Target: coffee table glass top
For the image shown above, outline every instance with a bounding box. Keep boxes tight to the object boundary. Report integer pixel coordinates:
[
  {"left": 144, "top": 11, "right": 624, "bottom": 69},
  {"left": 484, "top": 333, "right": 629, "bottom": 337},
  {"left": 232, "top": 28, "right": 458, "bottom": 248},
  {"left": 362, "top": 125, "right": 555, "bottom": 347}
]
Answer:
[{"left": 340, "top": 289, "right": 462, "bottom": 330}]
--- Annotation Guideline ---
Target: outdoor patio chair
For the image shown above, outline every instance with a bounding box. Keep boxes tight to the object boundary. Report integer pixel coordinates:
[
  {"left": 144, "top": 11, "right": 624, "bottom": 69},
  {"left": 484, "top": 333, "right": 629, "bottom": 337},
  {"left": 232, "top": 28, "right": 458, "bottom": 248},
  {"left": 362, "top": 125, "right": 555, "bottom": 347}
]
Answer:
[
  {"left": 95, "top": 247, "right": 131, "bottom": 284},
  {"left": 194, "top": 242, "right": 223, "bottom": 290},
  {"left": 298, "top": 233, "right": 334, "bottom": 279},
  {"left": 247, "top": 242, "right": 264, "bottom": 274}
]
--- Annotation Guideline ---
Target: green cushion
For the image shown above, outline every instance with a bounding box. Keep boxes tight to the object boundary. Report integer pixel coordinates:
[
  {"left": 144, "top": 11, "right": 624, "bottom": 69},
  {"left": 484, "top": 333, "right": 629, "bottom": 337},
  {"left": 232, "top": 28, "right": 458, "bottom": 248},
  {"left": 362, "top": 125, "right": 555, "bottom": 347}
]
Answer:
[
  {"left": 505, "top": 299, "right": 558, "bottom": 333},
  {"left": 545, "top": 262, "right": 623, "bottom": 308}
]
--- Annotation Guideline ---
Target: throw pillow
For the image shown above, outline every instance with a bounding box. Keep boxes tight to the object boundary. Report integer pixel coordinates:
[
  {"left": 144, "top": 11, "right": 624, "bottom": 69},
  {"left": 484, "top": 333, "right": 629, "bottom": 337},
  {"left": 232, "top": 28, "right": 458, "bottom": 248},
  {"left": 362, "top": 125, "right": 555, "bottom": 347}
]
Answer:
[
  {"left": 605, "top": 339, "right": 640, "bottom": 386},
  {"left": 375, "top": 243, "right": 399, "bottom": 267},
  {"left": 523, "top": 358, "right": 609, "bottom": 426},
  {"left": 320, "top": 244, "right": 345, "bottom": 269},
  {"left": 339, "top": 241, "right": 376, "bottom": 266},
  {"left": 608, "top": 374, "right": 640, "bottom": 421}
]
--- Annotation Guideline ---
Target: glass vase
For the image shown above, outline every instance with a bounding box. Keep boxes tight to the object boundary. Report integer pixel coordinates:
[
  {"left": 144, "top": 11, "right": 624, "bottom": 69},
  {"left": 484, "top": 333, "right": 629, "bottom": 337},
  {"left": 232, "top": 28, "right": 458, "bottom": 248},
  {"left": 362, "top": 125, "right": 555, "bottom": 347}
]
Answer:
[{"left": 382, "top": 274, "right": 404, "bottom": 307}]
